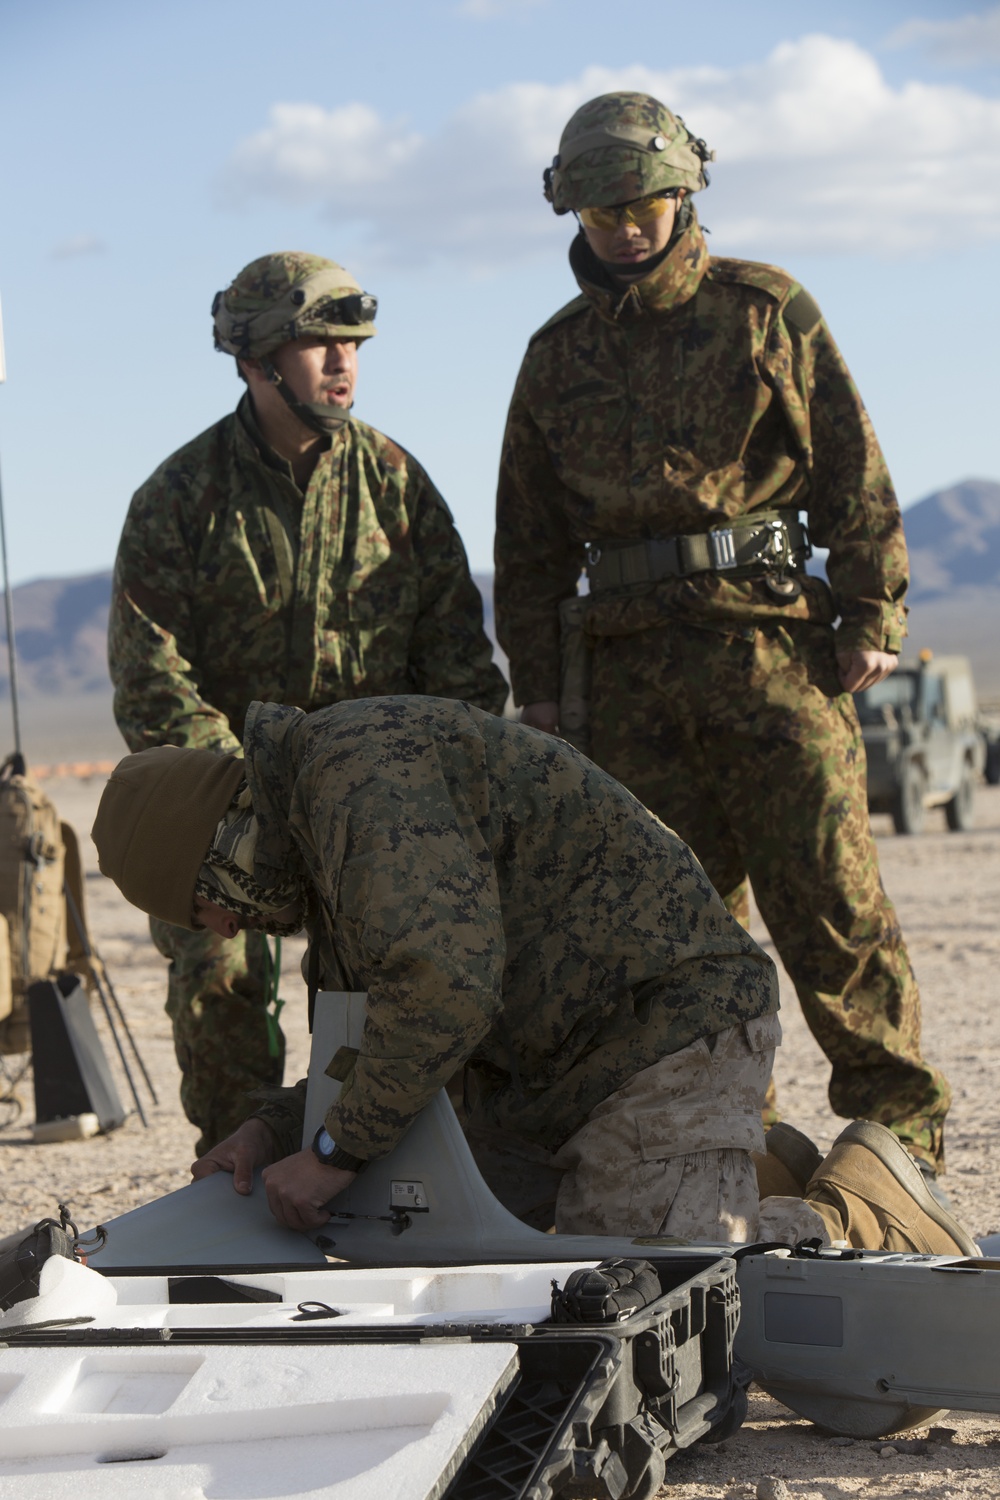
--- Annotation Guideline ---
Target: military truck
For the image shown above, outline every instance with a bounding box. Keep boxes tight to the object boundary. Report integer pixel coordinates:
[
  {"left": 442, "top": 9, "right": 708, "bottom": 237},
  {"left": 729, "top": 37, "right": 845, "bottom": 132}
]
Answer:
[{"left": 855, "top": 653, "right": 986, "bottom": 834}]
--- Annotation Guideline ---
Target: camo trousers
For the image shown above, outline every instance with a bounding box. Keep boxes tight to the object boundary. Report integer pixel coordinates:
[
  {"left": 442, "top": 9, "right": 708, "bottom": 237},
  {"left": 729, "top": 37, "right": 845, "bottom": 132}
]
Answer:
[
  {"left": 150, "top": 919, "right": 285, "bottom": 1156},
  {"left": 587, "top": 617, "right": 950, "bottom": 1167},
  {"left": 466, "top": 1014, "right": 777, "bottom": 1240}
]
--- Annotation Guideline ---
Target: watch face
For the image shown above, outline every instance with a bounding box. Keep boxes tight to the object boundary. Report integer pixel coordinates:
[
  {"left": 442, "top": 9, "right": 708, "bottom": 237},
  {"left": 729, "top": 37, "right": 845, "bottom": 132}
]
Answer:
[{"left": 311, "top": 1125, "right": 365, "bottom": 1174}]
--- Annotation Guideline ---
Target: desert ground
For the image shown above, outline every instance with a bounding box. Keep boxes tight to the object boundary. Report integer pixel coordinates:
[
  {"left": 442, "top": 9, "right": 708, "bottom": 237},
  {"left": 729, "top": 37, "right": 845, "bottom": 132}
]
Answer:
[{"left": 2, "top": 773, "right": 999, "bottom": 1499}]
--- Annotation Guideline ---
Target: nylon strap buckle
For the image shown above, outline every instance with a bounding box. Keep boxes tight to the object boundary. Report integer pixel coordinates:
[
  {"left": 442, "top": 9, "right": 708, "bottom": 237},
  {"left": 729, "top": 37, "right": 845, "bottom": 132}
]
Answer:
[
  {"left": 584, "top": 512, "right": 809, "bottom": 595},
  {"left": 708, "top": 528, "right": 737, "bottom": 570}
]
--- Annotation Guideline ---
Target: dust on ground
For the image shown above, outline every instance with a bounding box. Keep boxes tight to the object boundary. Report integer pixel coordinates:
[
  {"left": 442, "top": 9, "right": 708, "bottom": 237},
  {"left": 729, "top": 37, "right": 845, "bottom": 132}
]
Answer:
[{"left": 1, "top": 774, "right": 998, "bottom": 1499}]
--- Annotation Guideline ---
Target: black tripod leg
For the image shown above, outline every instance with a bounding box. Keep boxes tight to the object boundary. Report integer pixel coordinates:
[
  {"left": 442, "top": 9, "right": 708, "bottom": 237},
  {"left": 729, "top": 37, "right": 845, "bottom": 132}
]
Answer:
[{"left": 94, "top": 956, "right": 160, "bottom": 1106}]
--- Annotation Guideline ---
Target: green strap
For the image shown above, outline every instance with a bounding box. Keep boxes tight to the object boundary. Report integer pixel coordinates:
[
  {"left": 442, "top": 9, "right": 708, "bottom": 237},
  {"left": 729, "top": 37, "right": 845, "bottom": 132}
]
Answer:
[{"left": 265, "top": 936, "right": 285, "bottom": 1060}]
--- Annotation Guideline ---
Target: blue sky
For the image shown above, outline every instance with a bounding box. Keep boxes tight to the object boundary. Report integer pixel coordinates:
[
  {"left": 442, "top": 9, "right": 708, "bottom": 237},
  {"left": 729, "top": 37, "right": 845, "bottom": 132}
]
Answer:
[{"left": 0, "top": 0, "right": 998, "bottom": 584}]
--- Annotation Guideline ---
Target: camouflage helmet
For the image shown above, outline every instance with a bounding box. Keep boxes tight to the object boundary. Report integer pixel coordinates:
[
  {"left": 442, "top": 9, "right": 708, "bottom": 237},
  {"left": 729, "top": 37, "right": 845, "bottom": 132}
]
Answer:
[
  {"left": 544, "top": 93, "right": 714, "bottom": 215},
  {"left": 212, "top": 252, "right": 377, "bottom": 360}
]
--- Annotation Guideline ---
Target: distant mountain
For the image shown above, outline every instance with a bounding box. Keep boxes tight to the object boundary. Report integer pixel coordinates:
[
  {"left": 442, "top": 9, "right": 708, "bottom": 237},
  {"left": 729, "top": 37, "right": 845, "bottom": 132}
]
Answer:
[
  {"left": 0, "top": 571, "right": 115, "bottom": 763},
  {"left": 897, "top": 478, "right": 1000, "bottom": 697},
  {"left": 903, "top": 479, "right": 1000, "bottom": 598},
  {"left": 0, "top": 570, "right": 112, "bottom": 698}
]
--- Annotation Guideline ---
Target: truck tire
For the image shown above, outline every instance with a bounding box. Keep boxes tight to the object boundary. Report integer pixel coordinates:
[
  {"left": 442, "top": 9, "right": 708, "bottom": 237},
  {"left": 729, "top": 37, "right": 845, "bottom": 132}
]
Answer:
[
  {"left": 945, "top": 761, "right": 976, "bottom": 831},
  {"left": 986, "top": 742, "right": 1000, "bottom": 786},
  {"left": 891, "top": 761, "right": 927, "bottom": 835}
]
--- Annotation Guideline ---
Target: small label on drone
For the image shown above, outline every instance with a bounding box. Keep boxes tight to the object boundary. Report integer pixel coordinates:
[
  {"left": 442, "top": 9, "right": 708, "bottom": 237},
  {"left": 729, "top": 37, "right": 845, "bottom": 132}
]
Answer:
[{"left": 390, "top": 1179, "right": 429, "bottom": 1211}]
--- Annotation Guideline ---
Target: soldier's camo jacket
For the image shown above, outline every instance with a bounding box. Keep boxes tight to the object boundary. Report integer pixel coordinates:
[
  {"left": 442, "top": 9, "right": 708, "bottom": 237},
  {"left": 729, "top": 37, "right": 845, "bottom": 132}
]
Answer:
[
  {"left": 110, "top": 396, "right": 506, "bottom": 752},
  {"left": 494, "top": 211, "right": 910, "bottom": 707},
  {"left": 242, "top": 696, "right": 777, "bottom": 1160}
]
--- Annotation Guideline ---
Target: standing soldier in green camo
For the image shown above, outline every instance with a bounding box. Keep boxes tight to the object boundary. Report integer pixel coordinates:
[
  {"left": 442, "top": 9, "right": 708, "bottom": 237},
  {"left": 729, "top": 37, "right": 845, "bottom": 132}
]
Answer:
[
  {"left": 109, "top": 251, "right": 506, "bottom": 1154},
  {"left": 493, "top": 92, "right": 951, "bottom": 1188}
]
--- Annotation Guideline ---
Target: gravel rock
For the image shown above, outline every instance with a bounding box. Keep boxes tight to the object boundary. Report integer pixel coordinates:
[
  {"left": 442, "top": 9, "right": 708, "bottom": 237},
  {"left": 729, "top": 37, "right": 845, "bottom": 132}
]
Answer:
[{"left": 756, "top": 1479, "right": 792, "bottom": 1500}]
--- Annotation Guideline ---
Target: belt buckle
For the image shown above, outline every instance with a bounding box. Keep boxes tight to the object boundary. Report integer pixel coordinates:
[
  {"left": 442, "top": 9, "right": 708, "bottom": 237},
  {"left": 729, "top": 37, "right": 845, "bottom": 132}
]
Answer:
[
  {"left": 708, "top": 528, "right": 737, "bottom": 570},
  {"left": 767, "top": 520, "right": 789, "bottom": 567},
  {"left": 745, "top": 520, "right": 789, "bottom": 571}
]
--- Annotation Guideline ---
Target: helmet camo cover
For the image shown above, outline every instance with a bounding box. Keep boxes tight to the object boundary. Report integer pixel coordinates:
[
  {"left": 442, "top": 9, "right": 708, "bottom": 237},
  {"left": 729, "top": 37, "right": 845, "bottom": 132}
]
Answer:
[
  {"left": 545, "top": 92, "right": 714, "bottom": 214},
  {"left": 212, "top": 251, "right": 377, "bottom": 359}
]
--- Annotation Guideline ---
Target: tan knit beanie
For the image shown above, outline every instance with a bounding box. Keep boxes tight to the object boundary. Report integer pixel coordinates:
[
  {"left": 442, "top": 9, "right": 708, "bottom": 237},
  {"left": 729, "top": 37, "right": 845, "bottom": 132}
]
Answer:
[{"left": 93, "top": 747, "right": 246, "bottom": 929}]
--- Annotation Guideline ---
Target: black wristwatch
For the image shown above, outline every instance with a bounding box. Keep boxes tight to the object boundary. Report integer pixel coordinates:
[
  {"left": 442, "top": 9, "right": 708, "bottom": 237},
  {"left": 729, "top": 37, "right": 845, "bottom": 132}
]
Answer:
[{"left": 311, "top": 1125, "right": 367, "bottom": 1173}]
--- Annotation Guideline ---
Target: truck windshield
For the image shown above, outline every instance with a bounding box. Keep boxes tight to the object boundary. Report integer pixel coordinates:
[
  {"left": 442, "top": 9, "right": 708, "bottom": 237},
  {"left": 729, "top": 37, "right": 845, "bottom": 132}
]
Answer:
[{"left": 855, "top": 673, "right": 918, "bottom": 724}]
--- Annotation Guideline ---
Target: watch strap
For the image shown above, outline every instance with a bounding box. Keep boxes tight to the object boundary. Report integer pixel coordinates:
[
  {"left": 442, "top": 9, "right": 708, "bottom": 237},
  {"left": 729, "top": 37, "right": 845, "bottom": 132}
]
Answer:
[{"left": 311, "top": 1125, "right": 367, "bottom": 1174}]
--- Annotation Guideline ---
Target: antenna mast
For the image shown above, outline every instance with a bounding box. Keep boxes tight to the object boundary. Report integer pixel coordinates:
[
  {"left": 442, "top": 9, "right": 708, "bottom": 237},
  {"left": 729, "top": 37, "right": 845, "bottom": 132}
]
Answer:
[{"left": 0, "top": 295, "right": 24, "bottom": 774}]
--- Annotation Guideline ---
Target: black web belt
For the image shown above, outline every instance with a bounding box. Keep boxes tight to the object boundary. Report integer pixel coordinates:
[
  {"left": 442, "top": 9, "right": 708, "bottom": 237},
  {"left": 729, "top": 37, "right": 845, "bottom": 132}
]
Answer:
[{"left": 585, "top": 512, "right": 811, "bottom": 593}]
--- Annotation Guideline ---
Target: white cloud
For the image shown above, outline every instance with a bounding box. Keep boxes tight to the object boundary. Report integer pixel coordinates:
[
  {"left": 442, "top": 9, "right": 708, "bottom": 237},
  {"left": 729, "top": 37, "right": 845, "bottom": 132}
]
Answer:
[
  {"left": 888, "top": 6, "right": 1000, "bottom": 66},
  {"left": 51, "top": 234, "right": 106, "bottom": 259},
  {"left": 219, "top": 103, "right": 422, "bottom": 207},
  {"left": 456, "top": 0, "right": 546, "bottom": 16},
  {"left": 217, "top": 35, "right": 1000, "bottom": 268}
]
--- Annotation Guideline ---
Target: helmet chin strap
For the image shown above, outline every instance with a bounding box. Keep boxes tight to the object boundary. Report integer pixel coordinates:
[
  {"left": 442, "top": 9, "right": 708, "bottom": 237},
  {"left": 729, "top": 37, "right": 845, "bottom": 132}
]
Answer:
[{"left": 260, "top": 358, "right": 353, "bottom": 436}]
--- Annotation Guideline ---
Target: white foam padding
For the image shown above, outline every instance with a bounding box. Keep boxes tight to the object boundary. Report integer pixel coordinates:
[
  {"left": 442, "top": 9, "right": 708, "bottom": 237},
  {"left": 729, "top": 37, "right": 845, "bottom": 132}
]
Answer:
[
  {"left": 0, "top": 1260, "right": 596, "bottom": 1340},
  {"left": 0, "top": 1257, "right": 117, "bottom": 1332},
  {"left": 0, "top": 1340, "right": 517, "bottom": 1498},
  {"left": 98, "top": 1261, "right": 595, "bottom": 1332}
]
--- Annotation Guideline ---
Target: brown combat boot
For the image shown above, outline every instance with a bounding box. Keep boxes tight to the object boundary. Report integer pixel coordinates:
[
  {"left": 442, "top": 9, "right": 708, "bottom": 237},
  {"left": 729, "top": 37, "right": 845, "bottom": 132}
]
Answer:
[
  {"left": 753, "top": 1121, "right": 823, "bottom": 1200},
  {"left": 804, "top": 1121, "right": 980, "bottom": 1256}
]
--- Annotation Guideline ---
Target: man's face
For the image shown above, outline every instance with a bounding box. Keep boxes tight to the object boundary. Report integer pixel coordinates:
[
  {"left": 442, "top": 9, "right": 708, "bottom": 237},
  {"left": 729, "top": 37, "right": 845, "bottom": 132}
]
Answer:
[
  {"left": 192, "top": 895, "right": 242, "bottom": 939},
  {"left": 269, "top": 335, "right": 358, "bottom": 409},
  {"left": 579, "top": 191, "right": 682, "bottom": 270},
  {"left": 192, "top": 893, "right": 304, "bottom": 938}
]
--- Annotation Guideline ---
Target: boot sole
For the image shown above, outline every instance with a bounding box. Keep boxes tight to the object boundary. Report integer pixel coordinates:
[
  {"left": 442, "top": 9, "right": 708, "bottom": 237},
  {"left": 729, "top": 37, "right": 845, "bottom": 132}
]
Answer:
[{"left": 833, "top": 1121, "right": 980, "bottom": 1258}]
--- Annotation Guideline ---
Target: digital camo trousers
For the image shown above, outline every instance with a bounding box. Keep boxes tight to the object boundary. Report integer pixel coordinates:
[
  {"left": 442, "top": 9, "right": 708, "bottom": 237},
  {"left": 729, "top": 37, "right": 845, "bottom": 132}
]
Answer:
[
  {"left": 465, "top": 1014, "right": 778, "bottom": 1240},
  {"left": 150, "top": 918, "right": 285, "bottom": 1156},
  {"left": 587, "top": 618, "right": 950, "bottom": 1168}
]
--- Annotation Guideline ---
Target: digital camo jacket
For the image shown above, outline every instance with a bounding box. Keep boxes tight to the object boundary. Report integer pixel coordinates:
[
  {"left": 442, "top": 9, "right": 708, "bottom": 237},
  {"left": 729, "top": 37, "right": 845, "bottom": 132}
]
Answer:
[
  {"left": 494, "top": 211, "right": 910, "bottom": 707},
  {"left": 110, "top": 396, "right": 506, "bottom": 752},
  {"left": 242, "top": 696, "right": 777, "bottom": 1160}
]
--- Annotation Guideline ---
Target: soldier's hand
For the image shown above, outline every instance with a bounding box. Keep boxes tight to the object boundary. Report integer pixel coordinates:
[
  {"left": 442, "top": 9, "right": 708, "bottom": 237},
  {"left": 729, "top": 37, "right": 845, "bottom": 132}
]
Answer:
[
  {"left": 837, "top": 649, "right": 898, "bottom": 694},
  {"left": 521, "top": 700, "right": 560, "bottom": 735},
  {"left": 261, "top": 1149, "right": 357, "bottom": 1231},
  {"left": 190, "top": 1117, "right": 279, "bottom": 1196}
]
